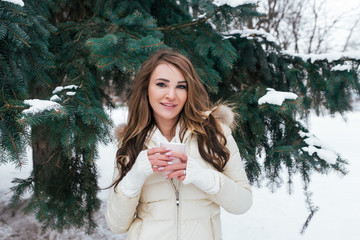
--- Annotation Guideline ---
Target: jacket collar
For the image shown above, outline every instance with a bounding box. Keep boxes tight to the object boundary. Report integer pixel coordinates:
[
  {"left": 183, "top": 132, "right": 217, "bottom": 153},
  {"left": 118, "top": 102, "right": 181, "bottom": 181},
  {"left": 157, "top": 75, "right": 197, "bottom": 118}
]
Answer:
[
  {"left": 147, "top": 123, "right": 181, "bottom": 147},
  {"left": 146, "top": 122, "right": 194, "bottom": 148}
]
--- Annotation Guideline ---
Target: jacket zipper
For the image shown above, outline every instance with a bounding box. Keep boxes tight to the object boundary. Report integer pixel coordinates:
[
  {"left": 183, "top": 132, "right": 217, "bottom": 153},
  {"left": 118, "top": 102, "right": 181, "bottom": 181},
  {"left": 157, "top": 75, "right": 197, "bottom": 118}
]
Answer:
[
  {"left": 170, "top": 179, "right": 180, "bottom": 240},
  {"left": 175, "top": 189, "right": 180, "bottom": 240}
]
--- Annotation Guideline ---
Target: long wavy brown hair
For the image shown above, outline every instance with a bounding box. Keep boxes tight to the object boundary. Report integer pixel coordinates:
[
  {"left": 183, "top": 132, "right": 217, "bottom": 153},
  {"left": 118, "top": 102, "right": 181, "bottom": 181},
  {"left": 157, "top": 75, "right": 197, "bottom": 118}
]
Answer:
[{"left": 112, "top": 49, "right": 230, "bottom": 189}]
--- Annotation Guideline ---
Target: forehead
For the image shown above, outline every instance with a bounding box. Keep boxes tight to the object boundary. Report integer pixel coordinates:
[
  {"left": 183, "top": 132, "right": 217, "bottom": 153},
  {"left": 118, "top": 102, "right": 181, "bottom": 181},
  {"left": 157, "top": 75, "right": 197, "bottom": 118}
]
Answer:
[{"left": 150, "top": 63, "right": 186, "bottom": 82}]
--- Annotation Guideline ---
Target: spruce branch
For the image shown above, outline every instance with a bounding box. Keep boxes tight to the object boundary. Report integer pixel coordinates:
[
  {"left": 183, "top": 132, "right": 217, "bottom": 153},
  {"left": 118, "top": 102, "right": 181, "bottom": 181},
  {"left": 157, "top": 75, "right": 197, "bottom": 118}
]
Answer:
[
  {"left": 66, "top": 117, "right": 70, "bottom": 158},
  {"left": 7, "top": 60, "right": 18, "bottom": 98},
  {"left": 4, "top": 104, "right": 26, "bottom": 110},
  {"left": 151, "top": 8, "right": 221, "bottom": 31},
  {"left": 27, "top": 16, "right": 47, "bottom": 38},
  {"left": 0, "top": 20, "right": 30, "bottom": 46},
  {"left": 5, "top": 5, "right": 25, "bottom": 16},
  {"left": 7, "top": 130, "right": 22, "bottom": 167},
  {"left": 140, "top": 41, "right": 165, "bottom": 48},
  {"left": 90, "top": 143, "right": 94, "bottom": 163},
  {"left": 27, "top": 49, "right": 51, "bottom": 88},
  {"left": 73, "top": 98, "right": 91, "bottom": 108},
  {"left": 167, "top": 29, "right": 220, "bottom": 92},
  {"left": 9, "top": 177, "right": 33, "bottom": 207},
  {"left": 74, "top": 28, "right": 84, "bottom": 43},
  {"left": 92, "top": 112, "right": 112, "bottom": 126},
  {"left": 35, "top": 190, "right": 46, "bottom": 220},
  {"left": 81, "top": 89, "right": 91, "bottom": 104},
  {"left": 300, "top": 185, "right": 319, "bottom": 234}
]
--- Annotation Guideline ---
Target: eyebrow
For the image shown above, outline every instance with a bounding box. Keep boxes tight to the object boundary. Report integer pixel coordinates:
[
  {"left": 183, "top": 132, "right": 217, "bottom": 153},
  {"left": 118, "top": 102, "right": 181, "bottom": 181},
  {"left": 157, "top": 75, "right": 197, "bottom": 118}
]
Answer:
[{"left": 155, "top": 78, "right": 187, "bottom": 84}]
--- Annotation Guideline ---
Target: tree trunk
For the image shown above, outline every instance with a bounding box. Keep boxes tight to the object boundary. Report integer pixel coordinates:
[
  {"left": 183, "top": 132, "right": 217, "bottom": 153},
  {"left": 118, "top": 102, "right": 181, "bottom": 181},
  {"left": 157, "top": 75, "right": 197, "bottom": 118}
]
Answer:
[{"left": 29, "top": 83, "right": 55, "bottom": 181}]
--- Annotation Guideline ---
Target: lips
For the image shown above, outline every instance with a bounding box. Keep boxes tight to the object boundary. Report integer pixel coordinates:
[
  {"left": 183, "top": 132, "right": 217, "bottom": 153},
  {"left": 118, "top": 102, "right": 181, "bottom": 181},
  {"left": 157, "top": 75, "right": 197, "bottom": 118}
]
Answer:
[{"left": 161, "top": 103, "right": 177, "bottom": 108}]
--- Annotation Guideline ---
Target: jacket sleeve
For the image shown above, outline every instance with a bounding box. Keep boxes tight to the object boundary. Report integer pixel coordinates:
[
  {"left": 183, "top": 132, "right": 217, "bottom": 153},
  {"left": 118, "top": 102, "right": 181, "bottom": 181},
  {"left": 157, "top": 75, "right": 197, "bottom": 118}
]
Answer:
[
  {"left": 105, "top": 163, "right": 140, "bottom": 234},
  {"left": 207, "top": 125, "right": 253, "bottom": 215}
]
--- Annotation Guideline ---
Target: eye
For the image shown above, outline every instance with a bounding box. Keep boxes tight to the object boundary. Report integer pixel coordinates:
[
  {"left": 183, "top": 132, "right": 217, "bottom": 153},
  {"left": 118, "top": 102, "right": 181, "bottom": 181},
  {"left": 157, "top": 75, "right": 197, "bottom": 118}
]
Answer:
[
  {"left": 156, "top": 83, "right": 166, "bottom": 88},
  {"left": 177, "top": 85, "right": 187, "bottom": 89}
]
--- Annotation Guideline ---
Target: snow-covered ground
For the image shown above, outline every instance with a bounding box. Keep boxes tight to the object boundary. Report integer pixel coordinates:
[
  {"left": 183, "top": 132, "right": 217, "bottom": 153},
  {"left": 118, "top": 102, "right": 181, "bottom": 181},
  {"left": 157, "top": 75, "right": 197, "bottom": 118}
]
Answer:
[{"left": 1, "top": 105, "right": 360, "bottom": 240}]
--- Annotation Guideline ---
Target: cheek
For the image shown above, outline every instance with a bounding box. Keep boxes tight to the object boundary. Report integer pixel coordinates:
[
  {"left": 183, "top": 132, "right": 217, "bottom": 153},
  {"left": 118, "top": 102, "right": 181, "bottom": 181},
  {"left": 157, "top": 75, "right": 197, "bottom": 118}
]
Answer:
[
  {"left": 147, "top": 89, "right": 156, "bottom": 110},
  {"left": 180, "top": 91, "right": 187, "bottom": 106},
  {"left": 148, "top": 86, "right": 157, "bottom": 103}
]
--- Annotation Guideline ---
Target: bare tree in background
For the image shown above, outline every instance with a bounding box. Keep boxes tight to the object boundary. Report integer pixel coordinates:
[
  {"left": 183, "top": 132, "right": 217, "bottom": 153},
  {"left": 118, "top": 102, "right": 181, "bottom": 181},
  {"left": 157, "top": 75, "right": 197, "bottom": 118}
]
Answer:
[
  {"left": 342, "top": 15, "right": 360, "bottom": 52},
  {"left": 251, "top": 0, "right": 360, "bottom": 54}
]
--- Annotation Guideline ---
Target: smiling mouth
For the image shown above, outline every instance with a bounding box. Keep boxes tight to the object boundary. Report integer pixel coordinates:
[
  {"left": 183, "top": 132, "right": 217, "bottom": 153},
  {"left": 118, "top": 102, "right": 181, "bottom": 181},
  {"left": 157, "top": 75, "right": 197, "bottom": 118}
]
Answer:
[{"left": 161, "top": 103, "right": 177, "bottom": 107}]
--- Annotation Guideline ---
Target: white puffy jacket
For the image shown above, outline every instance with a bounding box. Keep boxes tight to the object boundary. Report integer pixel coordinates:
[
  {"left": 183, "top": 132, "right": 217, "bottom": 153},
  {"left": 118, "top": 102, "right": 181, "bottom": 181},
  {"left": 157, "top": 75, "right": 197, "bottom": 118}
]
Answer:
[{"left": 105, "top": 105, "right": 252, "bottom": 240}]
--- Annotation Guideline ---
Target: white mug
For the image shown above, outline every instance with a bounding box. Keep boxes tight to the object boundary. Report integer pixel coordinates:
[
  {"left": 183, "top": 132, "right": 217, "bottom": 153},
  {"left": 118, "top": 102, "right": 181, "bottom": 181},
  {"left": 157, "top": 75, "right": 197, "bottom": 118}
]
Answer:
[{"left": 160, "top": 142, "right": 185, "bottom": 177}]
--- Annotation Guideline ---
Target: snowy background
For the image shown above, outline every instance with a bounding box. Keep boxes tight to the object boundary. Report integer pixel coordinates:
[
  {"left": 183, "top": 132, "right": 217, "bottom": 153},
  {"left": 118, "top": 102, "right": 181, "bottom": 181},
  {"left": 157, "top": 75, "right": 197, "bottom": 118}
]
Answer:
[
  {"left": 1, "top": 102, "right": 360, "bottom": 239},
  {"left": 1, "top": 0, "right": 360, "bottom": 239}
]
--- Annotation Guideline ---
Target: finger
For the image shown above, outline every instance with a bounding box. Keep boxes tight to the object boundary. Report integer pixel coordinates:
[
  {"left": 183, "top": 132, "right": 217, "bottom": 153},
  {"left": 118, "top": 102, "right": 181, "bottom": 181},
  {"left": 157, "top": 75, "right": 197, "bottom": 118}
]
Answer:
[
  {"left": 167, "top": 151, "right": 188, "bottom": 162},
  {"left": 147, "top": 147, "right": 171, "bottom": 156},
  {"left": 166, "top": 169, "right": 186, "bottom": 180},
  {"left": 152, "top": 166, "right": 165, "bottom": 172},
  {"left": 162, "top": 163, "right": 187, "bottom": 172},
  {"left": 178, "top": 176, "right": 186, "bottom": 181},
  {"left": 148, "top": 154, "right": 171, "bottom": 162},
  {"left": 149, "top": 159, "right": 172, "bottom": 167}
]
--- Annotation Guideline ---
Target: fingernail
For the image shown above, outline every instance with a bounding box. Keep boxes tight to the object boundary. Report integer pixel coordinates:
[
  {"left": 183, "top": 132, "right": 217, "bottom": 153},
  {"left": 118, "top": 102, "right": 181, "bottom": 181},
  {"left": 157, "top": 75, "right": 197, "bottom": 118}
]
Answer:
[
  {"left": 169, "top": 157, "right": 176, "bottom": 160},
  {"left": 165, "top": 148, "right": 171, "bottom": 151},
  {"left": 165, "top": 152, "right": 172, "bottom": 156},
  {"left": 167, "top": 161, "right": 173, "bottom": 165},
  {"left": 158, "top": 167, "right": 164, "bottom": 171}
]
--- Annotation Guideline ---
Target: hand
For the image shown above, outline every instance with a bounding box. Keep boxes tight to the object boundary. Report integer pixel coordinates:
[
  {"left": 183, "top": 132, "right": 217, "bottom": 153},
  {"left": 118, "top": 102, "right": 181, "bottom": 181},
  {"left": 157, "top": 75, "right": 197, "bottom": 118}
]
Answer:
[
  {"left": 161, "top": 151, "right": 188, "bottom": 181},
  {"left": 147, "top": 147, "right": 173, "bottom": 172}
]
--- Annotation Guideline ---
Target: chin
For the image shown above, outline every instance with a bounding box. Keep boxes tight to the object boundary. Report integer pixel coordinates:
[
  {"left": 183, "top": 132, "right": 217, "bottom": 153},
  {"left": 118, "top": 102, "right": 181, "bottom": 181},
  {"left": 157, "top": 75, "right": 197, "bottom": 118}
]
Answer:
[
  {"left": 164, "top": 115, "right": 179, "bottom": 121},
  {"left": 158, "top": 113, "right": 180, "bottom": 122}
]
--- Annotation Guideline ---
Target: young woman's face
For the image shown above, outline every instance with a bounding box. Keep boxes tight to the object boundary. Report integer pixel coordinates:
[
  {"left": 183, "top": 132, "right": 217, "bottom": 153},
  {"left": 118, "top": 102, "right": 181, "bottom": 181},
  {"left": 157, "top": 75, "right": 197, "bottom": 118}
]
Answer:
[{"left": 148, "top": 63, "right": 188, "bottom": 127}]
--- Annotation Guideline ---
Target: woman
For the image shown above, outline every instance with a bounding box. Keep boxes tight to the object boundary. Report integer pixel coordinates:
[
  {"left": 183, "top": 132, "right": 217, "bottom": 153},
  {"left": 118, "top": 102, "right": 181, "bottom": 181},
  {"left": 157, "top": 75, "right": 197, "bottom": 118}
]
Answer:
[{"left": 106, "top": 49, "right": 252, "bottom": 240}]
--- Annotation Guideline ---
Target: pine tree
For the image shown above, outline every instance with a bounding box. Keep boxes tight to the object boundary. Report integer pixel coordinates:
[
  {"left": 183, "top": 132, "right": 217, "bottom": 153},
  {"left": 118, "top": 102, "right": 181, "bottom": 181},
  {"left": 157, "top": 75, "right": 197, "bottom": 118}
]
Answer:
[{"left": 1, "top": 0, "right": 359, "bottom": 234}]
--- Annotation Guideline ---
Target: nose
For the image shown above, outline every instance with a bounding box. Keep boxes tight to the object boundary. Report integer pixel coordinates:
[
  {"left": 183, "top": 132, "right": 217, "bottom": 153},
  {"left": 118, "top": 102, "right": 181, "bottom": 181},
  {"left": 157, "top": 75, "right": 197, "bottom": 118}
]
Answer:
[{"left": 165, "top": 87, "right": 176, "bottom": 100}]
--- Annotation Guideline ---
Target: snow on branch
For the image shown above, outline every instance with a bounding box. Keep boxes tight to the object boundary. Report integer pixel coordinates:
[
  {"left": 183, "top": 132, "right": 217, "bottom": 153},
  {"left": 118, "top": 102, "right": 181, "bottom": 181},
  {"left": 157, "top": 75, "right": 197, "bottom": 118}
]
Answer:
[
  {"left": 299, "top": 131, "right": 338, "bottom": 165},
  {"left": 331, "top": 64, "right": 352, "bottom": 72},
  {"left": 50, "top": 95, "right": 61, "bottom": 101},
  {"left": 51, "top": 85, "right": 79, "bottom": 100},
  {"left": 213, "top": 0, "right": 258, "bottom": 8},
  {"left": 22, "top": 85, "right": 81, "bottom": 114},
  {"left": 192, "top": 12, "right": 207, "bottom": 22},
  {"left": 52, "top": 85, "right": 79, "bottom": 95},
  {"left": 1, "top": 0, "right": 24, "bottom": 6},
  {"left": 222, "top": 28, "right": 277, "bottom": 43},
  {"left": 258, "top": 88, "right": 298, "bottom": 106},
  {"left": 23, "top": 99, "right": 61, "bottom": 115},
  {"left": 284, "top": 51, "right": 360, "bottom": 63}
]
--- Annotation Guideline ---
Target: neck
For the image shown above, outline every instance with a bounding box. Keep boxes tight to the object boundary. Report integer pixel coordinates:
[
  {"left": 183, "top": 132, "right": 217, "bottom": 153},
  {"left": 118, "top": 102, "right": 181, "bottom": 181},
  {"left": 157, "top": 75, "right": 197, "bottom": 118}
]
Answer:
[{"left": 156, "top": 120, "right": 177, "bottom": 142}]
